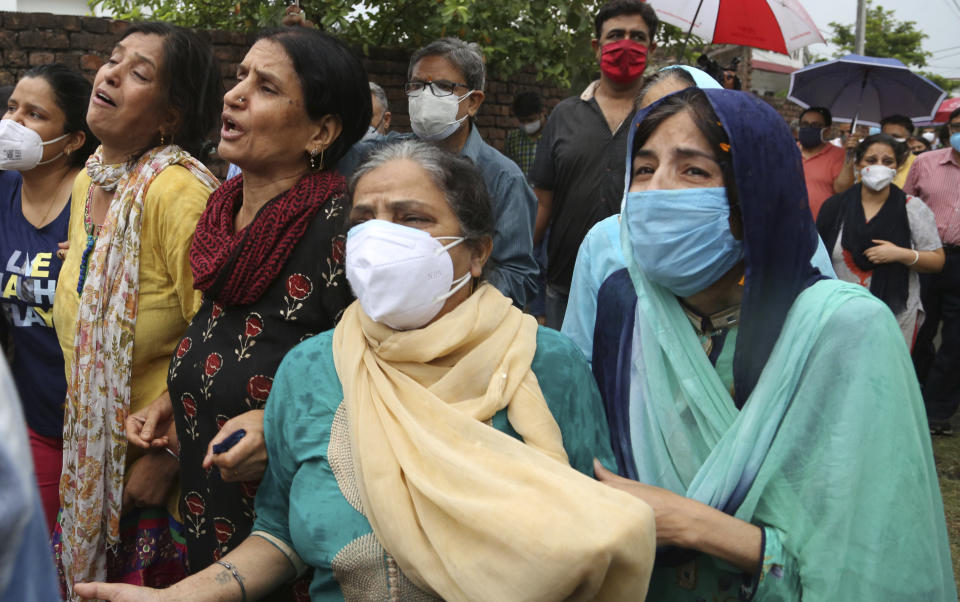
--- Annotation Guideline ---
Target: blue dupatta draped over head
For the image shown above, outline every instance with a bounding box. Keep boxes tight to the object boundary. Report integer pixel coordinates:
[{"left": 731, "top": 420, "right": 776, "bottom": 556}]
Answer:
[
  {"left": 605, "top": 88, "right": 954, "bottom": 598},
  {"left": 626, "top": 89, "right": 827, "bottom": 407}
]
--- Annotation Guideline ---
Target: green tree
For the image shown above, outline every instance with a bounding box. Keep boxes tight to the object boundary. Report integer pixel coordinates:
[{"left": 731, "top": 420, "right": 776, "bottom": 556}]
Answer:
[
  {"left": 826, "top": 2, "right": 929, "bottom": 66},
  {"left": 89, "top": 0, "right": 603, "bottom": 87},
  {"left": 823, "top": 1, "right": 952, "bottom": 92}
]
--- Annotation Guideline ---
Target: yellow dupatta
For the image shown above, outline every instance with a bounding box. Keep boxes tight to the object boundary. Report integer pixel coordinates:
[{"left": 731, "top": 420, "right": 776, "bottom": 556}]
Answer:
[
  {"left": 59, "top": 145, "right": 218, "bottom": 596},
  {"left": 332, "top": 284, "right": 656, "bottom": 601}
]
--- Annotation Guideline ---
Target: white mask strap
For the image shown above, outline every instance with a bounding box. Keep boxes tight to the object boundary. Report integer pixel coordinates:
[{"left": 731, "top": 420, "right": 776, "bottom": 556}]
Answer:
[
  {"left": 36, "top": 151, "right": 64, "bottom": 166},
  {"left": 433, "top": 271, "right": 472, "bottom": 304},
  {"left": 35, "top": 132, "right": 71, "bottom": 166},
  {"left": 41, "top": 132, "right": 70, "bottom": 146},
  {"left": 434, "top": 236, "right": 466, "bottom": 255}
]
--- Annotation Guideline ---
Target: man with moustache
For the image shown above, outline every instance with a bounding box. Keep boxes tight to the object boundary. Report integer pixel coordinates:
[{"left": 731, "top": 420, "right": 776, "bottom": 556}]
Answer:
[{"left": 530, "top": 0, "right": 657, "bottom": 329}]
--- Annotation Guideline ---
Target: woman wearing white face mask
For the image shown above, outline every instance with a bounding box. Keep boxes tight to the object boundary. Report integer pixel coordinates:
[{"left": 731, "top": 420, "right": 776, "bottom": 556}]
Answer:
[
  {"left": 0, "top": 63, "right": 96, "bottom": 531},
  {"left": 817, "top": 133, "right": 945, "bottom": 347},
  {"left": 75, "top": 139, "right": 656, "bottom": 601}
]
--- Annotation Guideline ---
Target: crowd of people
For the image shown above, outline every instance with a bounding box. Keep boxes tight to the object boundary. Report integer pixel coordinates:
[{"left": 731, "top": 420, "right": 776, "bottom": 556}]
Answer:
[{"left": 0, "top": 0, "right": 957, "bottom": 600}]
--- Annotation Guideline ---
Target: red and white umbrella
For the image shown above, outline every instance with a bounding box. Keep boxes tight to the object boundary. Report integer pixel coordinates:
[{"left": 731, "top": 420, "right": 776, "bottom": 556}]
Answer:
[
  {"left": 933, "top": 97, "right": 960, "bottom": 124},
  {"left": 647, "top": 0, "right": 825, "bottom": 55}
]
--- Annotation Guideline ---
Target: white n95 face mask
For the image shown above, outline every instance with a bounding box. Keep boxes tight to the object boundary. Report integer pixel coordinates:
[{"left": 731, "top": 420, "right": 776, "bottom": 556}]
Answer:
[
  {"left": 345, "top": 219, "right": 472, "bottom": 330},
  {"left": 860, "top": 165, "right": 896, "bottom": 191},
  {"left": 521, "top": 120, "right": 541, "bottom": 135},
  {"left": 0, "top": 119, "right": 69, "bottom": 171},
  {"left": 408, "top": 90, "right": 474, "bottom": 141}
]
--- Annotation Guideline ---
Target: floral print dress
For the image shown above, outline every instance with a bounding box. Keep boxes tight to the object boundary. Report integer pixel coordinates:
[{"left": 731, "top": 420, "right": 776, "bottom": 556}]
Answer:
[{"left": 168, "top": 201, "right": 352, "bottom": 599}]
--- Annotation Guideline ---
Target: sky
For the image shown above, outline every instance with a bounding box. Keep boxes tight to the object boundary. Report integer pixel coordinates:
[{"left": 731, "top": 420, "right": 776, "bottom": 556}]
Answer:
[{"left": 800, "top": 0, "right": 960, "bottom": 79}]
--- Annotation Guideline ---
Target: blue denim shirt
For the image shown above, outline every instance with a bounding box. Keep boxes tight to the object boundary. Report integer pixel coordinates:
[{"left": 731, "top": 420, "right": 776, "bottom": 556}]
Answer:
[{"left": 337, "top": 126, "right": 538, "bottom": 307}]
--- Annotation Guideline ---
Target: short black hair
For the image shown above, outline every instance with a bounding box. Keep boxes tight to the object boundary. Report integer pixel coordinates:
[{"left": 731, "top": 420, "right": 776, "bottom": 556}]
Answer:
[
  {"left": 880, "top": 114, "right": 914, "bottom": 134},
  {"left": 799, "top": 106, "right": 832, "bottom": 127},
  {"left": 257, "top": 27, "right": 372, "bottom": 167},
  {"left": 855, "top": 133, "right": 906, "bottom": 167},
  {"left": 22, "top": 63, "right": 98, "bottom": 167},
  {"left": 512, "top": 91, "right": 542, "bottom": 118},
  {"left": 120, "top": 22, "right": 221, "bottom": 161},
  {"left": 909, "top": 135, "right": 931, "bottom": 151},
  {"left": 595, "top": 0, "right": 659, "bottom": 41}
]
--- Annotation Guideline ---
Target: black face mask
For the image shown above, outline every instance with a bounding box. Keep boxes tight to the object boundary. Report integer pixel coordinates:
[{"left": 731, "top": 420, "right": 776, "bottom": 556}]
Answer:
[{"left": 798, "top": 126, "right": 824, "bottom": 149}]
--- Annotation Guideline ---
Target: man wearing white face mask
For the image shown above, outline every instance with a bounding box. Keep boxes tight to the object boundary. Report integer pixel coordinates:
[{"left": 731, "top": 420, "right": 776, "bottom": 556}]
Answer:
[
  {"left": 503, "top": 91, "right": 545, "bottom": 178},
  {"left": 363, "top": 81, "right": 391, "bottom": 140},
  {"left": 880, "top": 114, "right": 917, "bottom": 188},
  {"left": 337, "top": 38, "right": 539, "bottom": 308}
]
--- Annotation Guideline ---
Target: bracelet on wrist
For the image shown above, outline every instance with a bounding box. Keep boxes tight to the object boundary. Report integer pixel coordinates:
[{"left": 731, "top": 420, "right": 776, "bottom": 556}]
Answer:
[
  {"left": 908, "top": 249, "right": 920, "bottom": 266},
  {"left": 215, "top": 560, "right": 247, "bottom": 602}
]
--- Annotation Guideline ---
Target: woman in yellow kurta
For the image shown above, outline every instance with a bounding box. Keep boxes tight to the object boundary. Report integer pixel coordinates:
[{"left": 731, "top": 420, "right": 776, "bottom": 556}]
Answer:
[{"left": 51, "top": 22, "right": 221, "bottom": 599}]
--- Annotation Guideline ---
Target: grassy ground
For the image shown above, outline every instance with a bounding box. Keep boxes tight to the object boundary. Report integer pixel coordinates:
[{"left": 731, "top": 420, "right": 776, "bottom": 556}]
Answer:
[{"left": 932, "top": 435, "right": 960, "bottom": 583}]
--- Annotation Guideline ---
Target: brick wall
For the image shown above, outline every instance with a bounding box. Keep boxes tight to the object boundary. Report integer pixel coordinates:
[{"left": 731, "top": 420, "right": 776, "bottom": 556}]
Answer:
[{"left": 0, "top": 11, "right": 569, "bottom": 152}]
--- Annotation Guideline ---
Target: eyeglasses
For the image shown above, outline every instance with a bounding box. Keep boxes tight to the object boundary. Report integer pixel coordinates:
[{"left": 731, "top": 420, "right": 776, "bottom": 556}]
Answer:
[{"left": 404, "top": 80, "right": 470, "bottom": 98}]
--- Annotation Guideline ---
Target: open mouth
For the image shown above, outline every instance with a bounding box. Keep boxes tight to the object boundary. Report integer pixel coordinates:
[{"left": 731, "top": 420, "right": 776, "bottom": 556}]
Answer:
[
  {"left": 223, "top": 116, "right": 238, "bottom": 132},
  {"left": 95, "top": 90, "right": 116, "bottom": 106}
]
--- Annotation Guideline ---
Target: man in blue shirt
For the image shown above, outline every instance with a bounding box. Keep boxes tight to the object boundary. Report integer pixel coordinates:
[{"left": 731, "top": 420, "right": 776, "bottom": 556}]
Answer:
[{"left": 337, "top": 38, "right": 538, "bottom": 307}]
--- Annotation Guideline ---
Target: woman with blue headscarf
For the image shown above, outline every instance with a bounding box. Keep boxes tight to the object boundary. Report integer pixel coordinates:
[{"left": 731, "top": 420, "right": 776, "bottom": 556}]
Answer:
[{"left": 584, "top": 87, "right": 954, "bottom": 599}]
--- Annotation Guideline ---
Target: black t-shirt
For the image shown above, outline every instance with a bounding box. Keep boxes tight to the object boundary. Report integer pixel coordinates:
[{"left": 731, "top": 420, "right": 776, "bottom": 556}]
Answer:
[{"left": 530, "top": 94, "right": 634, "bottom": 290}]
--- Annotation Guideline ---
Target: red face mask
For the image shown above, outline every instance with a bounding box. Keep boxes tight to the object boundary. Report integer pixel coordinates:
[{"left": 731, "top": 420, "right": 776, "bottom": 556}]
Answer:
[{"left": 600, "top": 39, "right": 648, "bottom": 84}]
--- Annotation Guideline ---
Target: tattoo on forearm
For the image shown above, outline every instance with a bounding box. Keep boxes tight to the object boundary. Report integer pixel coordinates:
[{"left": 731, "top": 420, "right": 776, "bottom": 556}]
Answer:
[{"left": 215, "top": 570, "right": 232, "bottom": 585}]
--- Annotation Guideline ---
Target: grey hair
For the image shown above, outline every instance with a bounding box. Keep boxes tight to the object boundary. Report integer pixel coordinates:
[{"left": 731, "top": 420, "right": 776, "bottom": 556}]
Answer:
[
  {"left": 635, "top": 67, "right": 696, "bottom": 110},
  {"left": 407, "top": 37, "right": 486, "bottom": 92},
  {"left": 369, "top": 81, "right": 389, "bottom": 113},
  {"left": 349, "top": 139, "right": 494, "bottom": 247}
]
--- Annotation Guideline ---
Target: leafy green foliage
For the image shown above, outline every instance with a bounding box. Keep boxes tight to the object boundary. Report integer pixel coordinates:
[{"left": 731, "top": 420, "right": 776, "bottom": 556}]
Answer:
[
  {"left": 654, "top": 23, "right": 706, "bottom": 65},
  {"left": 820, "top": 1, "right": 956, "bottom": 93},
  {"left": 824, "top": 1, "right": 930, "bottom": 67},
  {"left": 88, "top": 0, "right": 605, "bottom": 87}
]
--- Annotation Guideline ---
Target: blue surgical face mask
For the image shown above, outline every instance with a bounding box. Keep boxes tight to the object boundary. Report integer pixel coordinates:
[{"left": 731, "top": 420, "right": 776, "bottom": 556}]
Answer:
[
  {"left": 950, "top": 132, "right": 960, "bottom": 154},
  {"left": 624, "top": 186, "right": 744, "bottom": 297}
]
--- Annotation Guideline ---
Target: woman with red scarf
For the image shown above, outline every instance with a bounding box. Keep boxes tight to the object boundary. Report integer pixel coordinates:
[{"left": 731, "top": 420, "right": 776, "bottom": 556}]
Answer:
[{"left": 124, "top": 27, "right": 368, "bottom": 599}]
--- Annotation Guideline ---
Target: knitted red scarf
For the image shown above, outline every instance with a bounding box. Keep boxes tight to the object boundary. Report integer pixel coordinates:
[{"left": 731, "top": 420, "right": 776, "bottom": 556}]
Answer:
[{"left": 191, "top": 170, "right": 345, "bottom": 305}]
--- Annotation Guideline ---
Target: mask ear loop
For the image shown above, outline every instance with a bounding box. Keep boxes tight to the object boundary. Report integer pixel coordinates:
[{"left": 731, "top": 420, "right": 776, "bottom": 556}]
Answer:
[
  {"left": 432, "top": 236, "right": 472, "bottom": 303},
  {"left": 36, "top": 132, "right": 72, "bottom": 166},
  {"left": 433, "top": 271, "right": 472, "bottom": 304}
]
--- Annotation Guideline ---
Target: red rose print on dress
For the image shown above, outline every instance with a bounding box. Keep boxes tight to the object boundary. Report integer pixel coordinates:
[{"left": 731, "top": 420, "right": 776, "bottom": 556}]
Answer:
[
  {"left": 168, "top": 336, "right": 191, "bottom": 380},
  {"left": 239, "top": 479, "right": 261, "bottom": 519},
  {"left": 235, "top": 312, "right": 263, "bottom": 360},
  {"left": 201, "top": 352, "right": 223, "bottom": 400},
  {"left": 216, "top": 414, "right": 229, "bottom": 430},
  {"left": 183, "top": 491, "right": 207, "bottom": 537},
  {"left": 202, "top": 302, "right": 224, "bottom": 341},
  {"left": 213, "top": 517, "right": 235, "bottom": 555},
  {"left": 331, "top": 235, "right": 346, "bottom": 264},
  {"left": 281, "top": 273, "right": 313, "bottom": 319},
  {"left": 244, "top": 374, "right": 273, "bottom": 409},
  {"left": 181, "top": 393, "right": 199, "bottom": 440}
]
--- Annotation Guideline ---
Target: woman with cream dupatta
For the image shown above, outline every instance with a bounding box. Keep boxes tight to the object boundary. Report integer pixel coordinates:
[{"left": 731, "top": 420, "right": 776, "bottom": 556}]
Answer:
[{"left": 76, "top": 140, "right": 656, "bottom": 601}]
